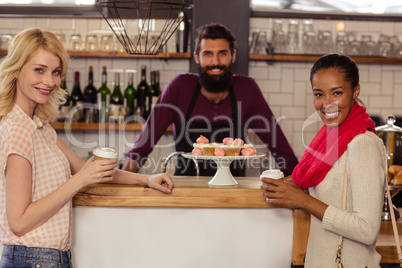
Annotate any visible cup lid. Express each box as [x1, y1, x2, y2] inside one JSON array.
[[93, 147, 117, 159], [260, 169, 284, 179]]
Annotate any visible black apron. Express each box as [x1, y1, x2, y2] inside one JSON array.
[[174, 84, 245, 177]]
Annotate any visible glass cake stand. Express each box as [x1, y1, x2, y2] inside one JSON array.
[[182, 153, 266, 186]]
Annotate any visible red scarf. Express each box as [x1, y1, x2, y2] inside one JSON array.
[[292, 103, 376, 189]]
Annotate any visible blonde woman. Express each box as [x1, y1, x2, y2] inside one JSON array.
[[0, 28, 173, 268]]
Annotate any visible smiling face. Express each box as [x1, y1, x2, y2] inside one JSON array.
[[312, 68, 360, 128], [15, 47, 62, 117], [194, 38, 236, 93], [194, 38, 236, 73]]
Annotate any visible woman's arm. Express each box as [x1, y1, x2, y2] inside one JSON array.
[[6, 153, 116, 236], [109, 169, 174, 193], [57, 136, 173, 193], [58, 134, 173, 195]]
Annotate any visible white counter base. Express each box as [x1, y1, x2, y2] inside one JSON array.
[[71, 206, 294, 268]]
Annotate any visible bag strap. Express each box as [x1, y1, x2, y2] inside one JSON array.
[[336, 150, 349, 265], [365, 133, 402, 265]]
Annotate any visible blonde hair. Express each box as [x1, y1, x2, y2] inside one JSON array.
[[0, 27, 70, 122]]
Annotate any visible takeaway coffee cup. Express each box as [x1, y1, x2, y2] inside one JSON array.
[[260, 169, 284, 201], [93, 147, 117, 161]]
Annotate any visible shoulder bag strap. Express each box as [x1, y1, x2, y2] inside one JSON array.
[[336, 150, 349, 266]]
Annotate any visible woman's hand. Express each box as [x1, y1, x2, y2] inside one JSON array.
[[147, 172, 174, 193], [260, 176, 307, 209], [261, 175, 328, 221], [73, 156, 118, 187]]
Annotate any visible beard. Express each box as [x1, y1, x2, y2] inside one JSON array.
[[198, 64, 233, 93]]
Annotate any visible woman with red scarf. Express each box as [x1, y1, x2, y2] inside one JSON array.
[[261, 54, 386, 267]]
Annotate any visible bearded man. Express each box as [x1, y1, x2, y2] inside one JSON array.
[[123, 23, 298, 176]]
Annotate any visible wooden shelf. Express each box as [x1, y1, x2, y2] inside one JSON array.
[[0, 49, 191, 59], [3, 49, 401, 63], [50, 122, 173, 131], [249, 54, 402, 64], [68, 50, 191, 59]]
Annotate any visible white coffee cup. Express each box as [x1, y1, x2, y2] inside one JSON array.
[[93, 147, 117, 161], [260, 169, 284, 201]]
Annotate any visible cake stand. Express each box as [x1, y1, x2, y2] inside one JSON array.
[[182, 153, 266, 186]]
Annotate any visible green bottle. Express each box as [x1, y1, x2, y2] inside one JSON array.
[[98, 66, 110, 104], [110, 72, 124, 105], [109, 72, 124, 123], [124, 72, 136, 116]]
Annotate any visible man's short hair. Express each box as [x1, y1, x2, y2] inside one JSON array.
[[194, 23, 236, 55]]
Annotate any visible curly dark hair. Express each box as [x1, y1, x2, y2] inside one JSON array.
[[194, 23, 236, 56]]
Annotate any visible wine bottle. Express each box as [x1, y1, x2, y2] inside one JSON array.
[[84, 66, 97, 103], [110, 72, 124, 105], [61, 78, 70, 107], [98, 66, 110, 123], [83, 66, 98, 123], [124, 72, 136, 116], [155, 71, 161, 96], [176, 11, 189, 52], [109, 72, 124, 123], [57, 78, 71, 122], [98, 66, 110, 104], [136, 65, 148, 120], [70, 71, 84, 122], [150, 71, 161, 110], [147, 71, 155, 117]]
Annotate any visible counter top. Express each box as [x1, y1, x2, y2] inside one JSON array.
[[72, 176, 286, 208]]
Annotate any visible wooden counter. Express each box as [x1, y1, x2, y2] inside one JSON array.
[[72, 176, 400, 265], [73, 176, 285, 208]]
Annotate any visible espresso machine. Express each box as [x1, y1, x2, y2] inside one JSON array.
[[375, 114, 402, 220]]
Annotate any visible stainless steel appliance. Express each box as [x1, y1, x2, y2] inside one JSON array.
[[376, 114, 402, 220]]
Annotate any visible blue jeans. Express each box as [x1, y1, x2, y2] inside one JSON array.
[[0, 245, 73, 268]]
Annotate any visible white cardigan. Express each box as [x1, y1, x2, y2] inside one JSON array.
[[304, 131, 386, 268]]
